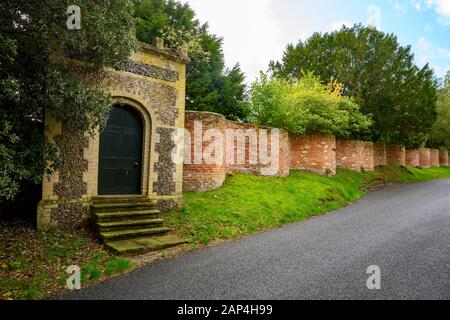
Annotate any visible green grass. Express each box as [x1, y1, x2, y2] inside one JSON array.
[[165, 166, 450, 246], [0, 223, 134, 300]]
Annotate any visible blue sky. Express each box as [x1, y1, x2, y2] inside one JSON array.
[[184, 0, 450, 81]]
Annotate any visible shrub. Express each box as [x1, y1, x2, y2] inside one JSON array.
[[247, 72, 372, 138]]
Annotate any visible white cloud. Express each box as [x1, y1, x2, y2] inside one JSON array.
[[427, 0, 450, 25], [417, 37, 432, 53], [438, 48, 450, 58], [183, 0, 283, 82], [183, 0, 359, 82], [431, 65, 450, 78]]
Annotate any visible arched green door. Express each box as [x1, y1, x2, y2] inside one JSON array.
[[98, 105, 143, 195]]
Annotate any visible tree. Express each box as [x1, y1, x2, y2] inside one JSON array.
[[271, 24, 438, 147], [247, 72, 372, 138], [428, 71, 450, 150], [0, 0, 137, 199], [135, 0, 248, 120]]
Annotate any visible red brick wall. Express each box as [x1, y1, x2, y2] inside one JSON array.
[[183, 112, 227, 192], [430, 149, 440, 167], [290, 134, 336, 175], [225, 121, 290, 177], [183, 112, 290, 192], [405, 149, 420, 167], [386, 145, 406, 166], [374, 144, 387, 167], [419, 148, 431, 168], [439, 150, 448, 167], [336, 139, 374, 172]]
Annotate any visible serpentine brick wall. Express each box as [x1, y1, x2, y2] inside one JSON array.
[[336, 139, 374, 172], [374, 144, 387, 167], [430, 149, 440, 167], [419, 148, 431, 168], [386, 145, 406, 166], [183, 112, 227, 192], [183, 111, 290, 192], [289, 134, 336, 175], [439, 150, 449, 166], [405, 149, 420, 167]]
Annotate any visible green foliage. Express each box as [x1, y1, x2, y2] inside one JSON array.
[[135, 0, 248, 120], [247, 72, 372, 138], [0, 0, 137, 199], [428, 71, 450, 150], [271, 24, 438, 147], [105, 257, 134, 276]]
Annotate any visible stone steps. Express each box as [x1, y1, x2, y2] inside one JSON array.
[[92, 202, 156, 213], [91, 197, 186, 256], [97, 218, 165, 232], [106, 234, 187, 256], [94, 210, 160, 222]]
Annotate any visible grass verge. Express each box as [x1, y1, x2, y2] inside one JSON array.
[[165, 166, 450, 246], [0, 222, 133, 300]]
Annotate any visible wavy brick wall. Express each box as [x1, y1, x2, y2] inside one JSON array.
[[290, 134, 336, 175], [184, 112, 443, 193], [430, 149, 440, 167], [439, 150, 448, 166], [336, 139, 374, 172], [386, 145, 406, 166], [183, 112, 290, 192], [183, 112, 227, 192], [374, 144, 387, 167], [419, 148, 431, 168], [225, 122, 290, 177], [405, 149, 420, 167]]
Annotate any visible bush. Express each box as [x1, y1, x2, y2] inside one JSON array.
[[247, 72, 372, 138]]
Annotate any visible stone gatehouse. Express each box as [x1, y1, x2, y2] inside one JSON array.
[[37, 42, 189, 230]]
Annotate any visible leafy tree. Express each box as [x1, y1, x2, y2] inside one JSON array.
[[271, 24, 438, 147], [135, 0, 248, 120], [0, 0, 137, 199], [428, 71, 450, 150], [247, 72, 372, 138]]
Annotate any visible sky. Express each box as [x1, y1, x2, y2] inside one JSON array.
[[182, 0, 450, 82]]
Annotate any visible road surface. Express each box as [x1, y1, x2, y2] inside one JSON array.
[[62, 179, 450, 300]]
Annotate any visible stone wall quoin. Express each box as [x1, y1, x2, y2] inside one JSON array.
[[289, 134, 336, 175]]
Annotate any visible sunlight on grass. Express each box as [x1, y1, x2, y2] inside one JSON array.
[[165, 167, 450, 245]]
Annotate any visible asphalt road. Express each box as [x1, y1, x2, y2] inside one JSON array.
[[62, 179, 450, 300]]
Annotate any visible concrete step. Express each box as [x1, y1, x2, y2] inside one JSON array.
[[92, 202, 156, 213], [94, 210, 161, 222], [92, 195, 156, 205], [105, 234, 187, 256], [97, 218, 165, 232], [100, 227, 171, 241]]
